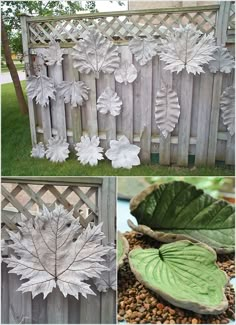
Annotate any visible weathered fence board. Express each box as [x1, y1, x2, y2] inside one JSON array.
[[1, 177, 116, 324], [21, 3, 235, 166]]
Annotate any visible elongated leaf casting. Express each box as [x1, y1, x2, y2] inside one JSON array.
[[118, 232, 129, 268], [97, 87, 122, 116], [41, 40, 65, 66], [129, 181, 235, 253], [159, 24, 217, 74], [31, 142, 45, 159], [72, 28, 120, 79], [220, 86, 235, 136], [155, 85, 180, 138], [129, 241, 228, 314], [105, 136, 141, 169], [3, 205, 110, 299], [209, 47, 235, 73], [75, 136, 104, 166], [57, 80, 89, 107], [93, 245, 116, 292], [27, 75, 56, 107], [46, 136, 70, 163], [129, 37, 158, 66], [114, 62, 138, 85]]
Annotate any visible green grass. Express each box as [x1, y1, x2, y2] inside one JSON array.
[[1, 63, 24, 73], [2, 82, 234, 176]]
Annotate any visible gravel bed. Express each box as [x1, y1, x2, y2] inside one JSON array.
[[118, 232, 235, 324]]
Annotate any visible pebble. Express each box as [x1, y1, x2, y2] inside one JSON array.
[[118, 231, 235, 324]]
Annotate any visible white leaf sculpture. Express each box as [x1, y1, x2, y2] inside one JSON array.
[[114, 62, 138, 85], [27, 75, 56, 107], [3, 205, 110, 299], [93, 245, 116, 292], [57, 81, 89, 107], [41, 40, 65, 66], [129, 37, 158, 66], [209, 47, 235, 73], [75, 136, 104, 166], [46, 136, 70, 163], [31, 142, 46, 159], [220, 86, 235, 136], [72, 28, 120, 79], [155, 85, 180, 138], [159, 24, 217, 75], [97, 87, 122, 116], [105, 136, 140, 169]]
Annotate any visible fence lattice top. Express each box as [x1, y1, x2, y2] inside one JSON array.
[[26, 5, 222, 47]]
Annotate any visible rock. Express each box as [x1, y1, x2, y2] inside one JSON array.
[[169, 308, 176, 316], [157, 303, 165, 310], [170, 320, 176, 324], [192, 319, 198, 324], [144, 303, 150, 310], [119, 309, 125, 316]]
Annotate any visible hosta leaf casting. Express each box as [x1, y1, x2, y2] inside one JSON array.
[[40, 40, 65, 66], [118, 232, 129, 268], [114, 62, 138, 85], [72, 28, 120, 79], [57, 80, 89, 107], [27, 75, 56, 107], [97, 87, 122, 116], [46, 136, 70, 163], [209, 47, 235, 73], [159, 24, 217, 74], [129, 37, 158, 66], [220, 86, 235, 136], [155, 85, 180, 138], [3, 205, 110, 299], [31, 143, 45, 159], [129, 241, 228, 314], [75, 136, 104, 166], [129, 181, 235, 253], [105, 136, 141, 169], [93, 245, 116, 292]]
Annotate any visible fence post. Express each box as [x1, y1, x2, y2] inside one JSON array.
[[20, 14, 37, 146], [207, 2, 231, 166]]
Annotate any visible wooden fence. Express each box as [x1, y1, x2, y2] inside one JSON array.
[[20, 2, 235, 166], [1, 177, 116, 324]]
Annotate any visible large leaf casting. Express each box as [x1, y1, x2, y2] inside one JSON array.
[[209, 47, 235, 73], [93, 245, 116, 292], [129, 241, 228, 314], [220, 86, 235, 136], [46, 136, 70, 163], [41, 40, 65, 66], [27, 75, 56, 107], [57, 80, 89, 107], [129, 181, 235, 253], [129, 37, 158, 66], [118, 232, 129, 268], [97, 87, 122, 116], [3, 205, 110, 299], [72, 28, 120, 79], [159, 24, 217, 74], [155, 85, 180, 138]]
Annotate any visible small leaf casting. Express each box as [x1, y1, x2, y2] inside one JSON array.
[[31, 143, 46, 159], [129, 37, 158, 66], [57, 80, 89, 107], [75, 136, 104, 166], [159, 24, 217, 74], [97, 87, 122, 116], [41, 40, 65, 66], [220, 86, 235, 136], [3, 205, 110, 299], [209, 47, 235, 73], [114, 62, 138, 85], [72, 28, 120, 79], [46, 136, 70, 163], [27, 75, 56, 107], [155, 85, 180, 138]]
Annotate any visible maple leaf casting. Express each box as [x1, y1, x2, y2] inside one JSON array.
[[3, 205, 110, 299], [26, 75, 56, 107]]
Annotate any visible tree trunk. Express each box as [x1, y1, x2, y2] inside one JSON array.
[[1, 17, 28, 115]]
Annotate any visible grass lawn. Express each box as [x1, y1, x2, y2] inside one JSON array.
[[1, 63, 25, 73], [2, 82, 234, 176]]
